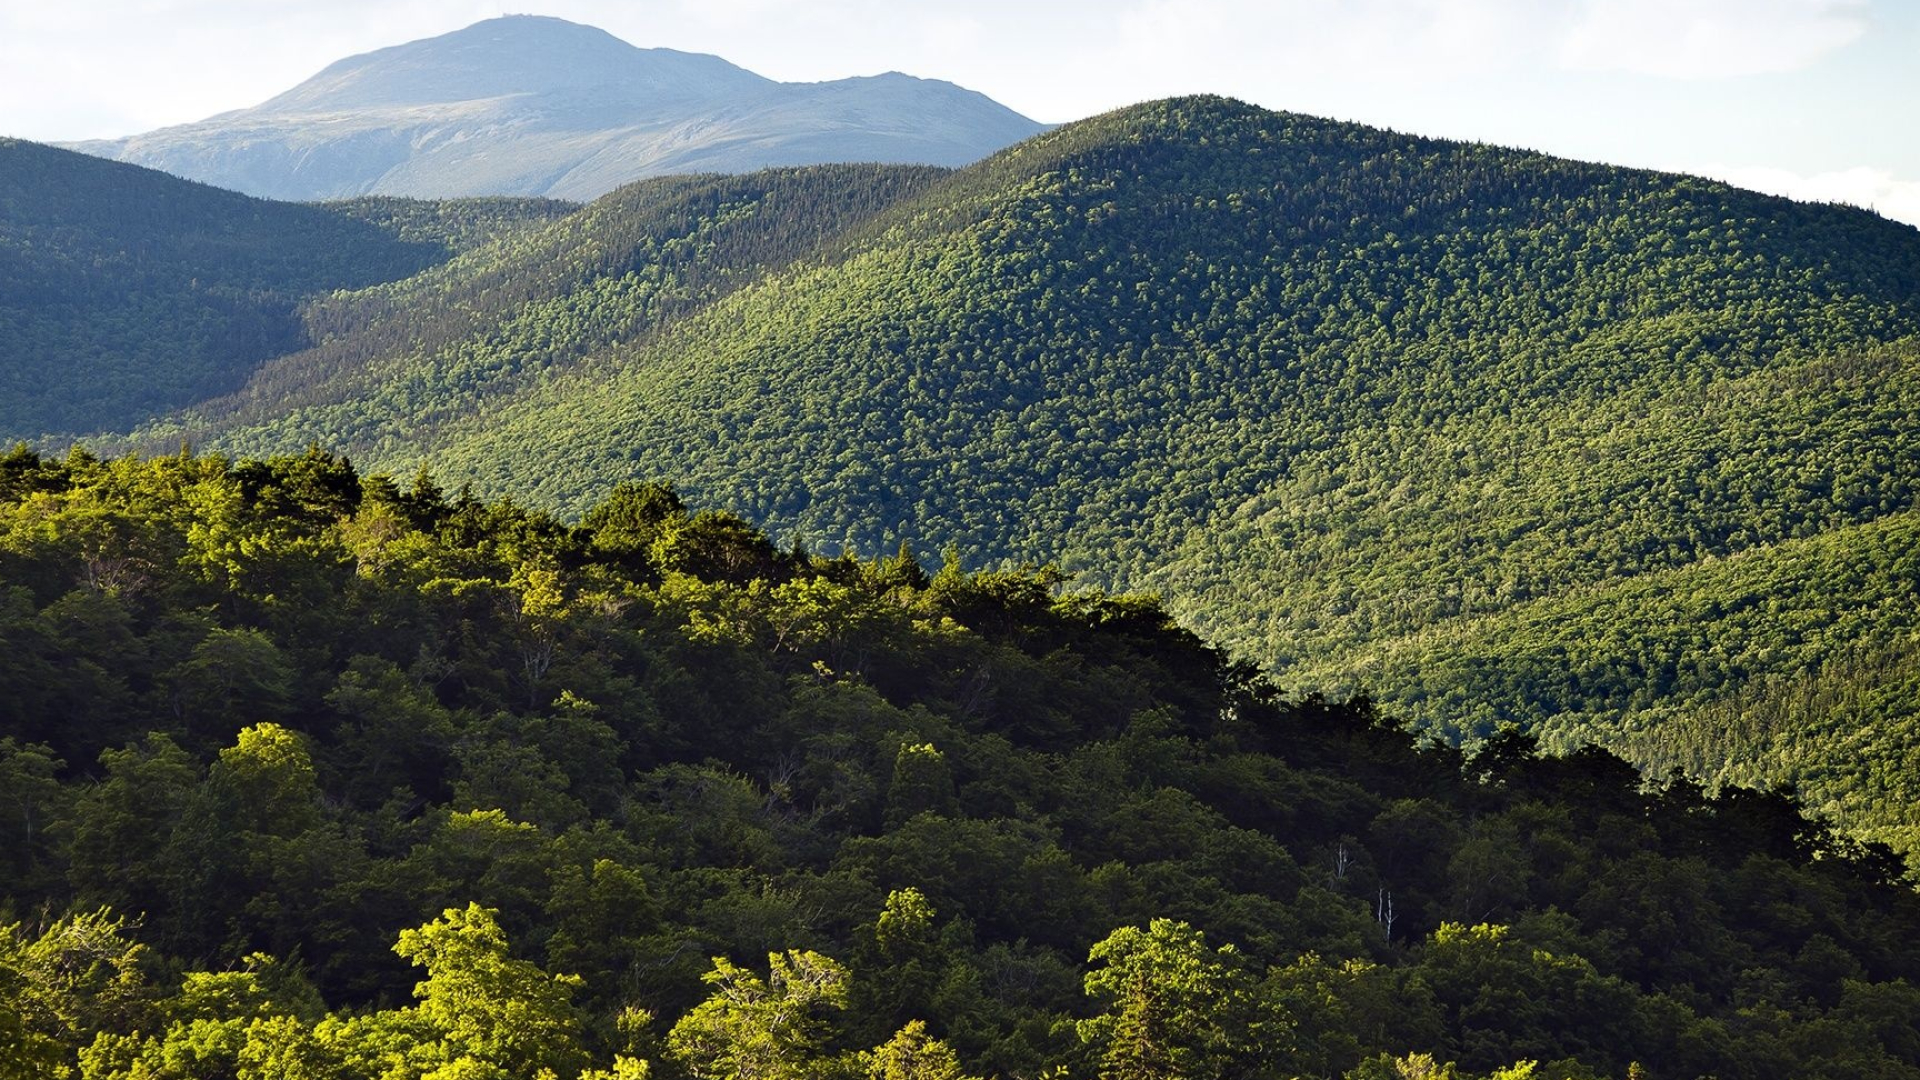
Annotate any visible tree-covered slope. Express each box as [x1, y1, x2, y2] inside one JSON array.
[[123, 164, 950, 459], [405, 96, 1918, 550], [1146, 336, 1920, 849], [386, 99, 1920, 843], [0, 138, 571, 439], [4, 447, 1920, 1080], [87, 97, 1920, 846]]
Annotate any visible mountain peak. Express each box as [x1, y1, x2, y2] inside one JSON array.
[[254, 15, 770, 115], [67, 18, 1045, 202]]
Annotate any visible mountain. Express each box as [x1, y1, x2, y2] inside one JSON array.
[[17, 94, 1919, 851], [15, 96, 1920, 1073], [81, 163, 947, 459], [0, 137, 573, 437], [67, 15, 1045, 202], [92, 97, 1920, 854]]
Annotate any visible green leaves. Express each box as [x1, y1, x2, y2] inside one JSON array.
[[3, 445, 1920, 1078], [1078, 920, 1259, 1080], [0, 909, 152, 1078], [393, 903, 590, 1079], [667, 951, 850, 1080], [865, 1021, 975, 1080]]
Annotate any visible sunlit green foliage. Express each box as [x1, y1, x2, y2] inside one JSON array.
[[0, 447, 1918, 1078]]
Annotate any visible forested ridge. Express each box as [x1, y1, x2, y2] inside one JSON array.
[[126, 164, 950, 458], [0, 138, 572, 439], [16, 98, 1920, 860], [82, 97, 1920, 850], [5, 447, 1920, 1080]]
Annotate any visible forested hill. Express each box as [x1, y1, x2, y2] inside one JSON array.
[[5, 447, 1920, 1080], [411, 95, 1919, 554], [105, 98, 1920, 848], [0, 139, 572, 439], [127, 163, 952, 455], [13, 92, 1913, 855]]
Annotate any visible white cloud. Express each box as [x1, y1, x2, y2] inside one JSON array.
[[1698, 163, 1920, 229], [1558, 0, 1868, 79]]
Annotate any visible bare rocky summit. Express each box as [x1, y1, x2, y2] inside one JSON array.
[[69, 16, 1045, 201]]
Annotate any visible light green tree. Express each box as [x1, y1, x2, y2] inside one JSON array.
[[1078, 919, 1259, 1080], [3, 909, 153, 1080], [866, 1020, 976, 1080], [667, 950, 850, 1080], [0, 935, 70, 1080], [392, 902, 589, 1079]]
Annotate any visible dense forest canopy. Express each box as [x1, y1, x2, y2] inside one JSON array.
[[2, 446, 1920, 1079]]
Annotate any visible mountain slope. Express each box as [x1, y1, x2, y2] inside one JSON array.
[[0, 138, 571, 438], [121, 163, 950, 458], [5, 448, 1920, 1079], [86, 96, 1920, 847], [69, 15, 1045, 202], [401, 96, 1918, 547]]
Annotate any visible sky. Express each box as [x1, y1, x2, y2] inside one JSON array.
[[2, 0, 1916, 226]]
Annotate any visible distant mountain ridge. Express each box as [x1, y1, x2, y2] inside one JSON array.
[[67, 15, 1045, 201]]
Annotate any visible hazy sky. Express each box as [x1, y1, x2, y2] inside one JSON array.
[[3, 0, 1916, 225]]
